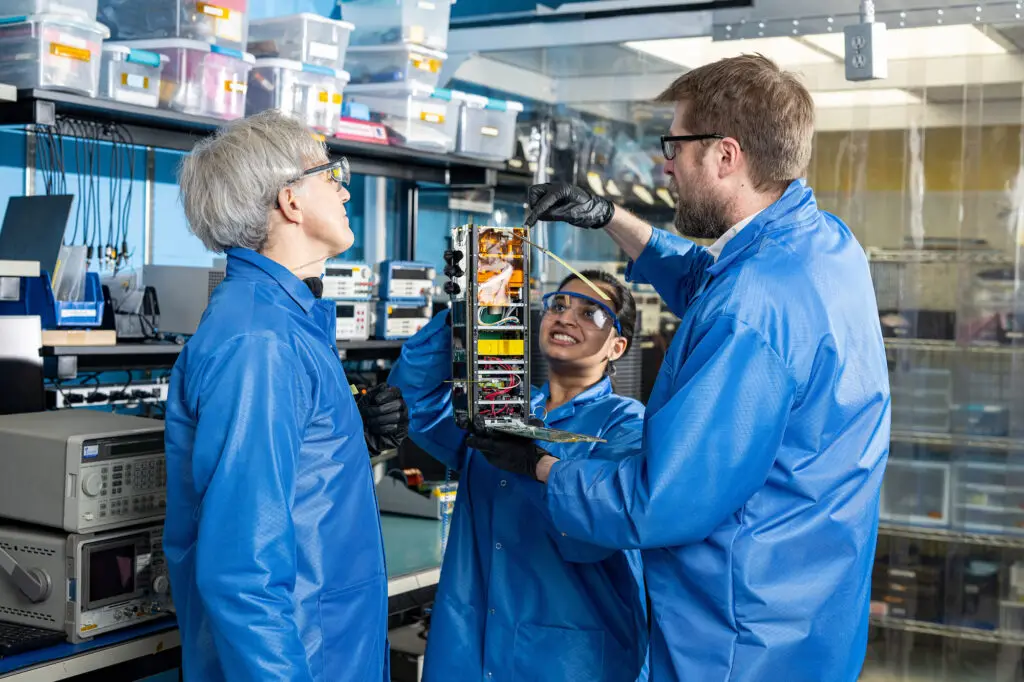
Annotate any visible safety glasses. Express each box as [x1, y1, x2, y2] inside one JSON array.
[[542, 291, 622, 334], [293, 157, 350, 188], [661, 134, 726, 161]]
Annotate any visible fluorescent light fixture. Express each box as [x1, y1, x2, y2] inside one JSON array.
[[625, 36, 838, 69], [811, 88, 922, 108], [804, 25, 1007, 61]]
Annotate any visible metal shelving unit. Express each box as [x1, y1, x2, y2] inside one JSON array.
[[885, 338, 1024, 355], [870, 616, 1024, 645], [890, 430, 1024, 452], [0, 89, 533, 187], [867, 248, 1016, 265], [878, 522, 1024, 549]]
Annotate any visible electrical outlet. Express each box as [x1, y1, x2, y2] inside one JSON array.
[[844, 21, 888, 81]]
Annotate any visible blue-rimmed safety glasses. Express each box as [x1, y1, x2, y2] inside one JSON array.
[[542, 291, 622, 334]]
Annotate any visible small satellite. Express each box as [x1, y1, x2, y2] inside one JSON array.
[[445, 223, 605, 444]]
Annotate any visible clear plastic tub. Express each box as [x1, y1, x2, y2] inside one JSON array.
[[347, 81, 457, 152], [0, 0, 96, 19], [99, 44, 168, 107], [339, 0, 451, 50], [128, 39, 254, 120], [97, 0, 249, 51], [345, 42, 445, 88], [0, 14, 108, 96], [453, 91, 524, 161], [248, 13, 353, 72], [247, 59, 349, 133]]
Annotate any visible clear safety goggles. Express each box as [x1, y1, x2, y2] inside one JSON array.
[[541, 291, 622, 334], [297, 157, 350, 188]]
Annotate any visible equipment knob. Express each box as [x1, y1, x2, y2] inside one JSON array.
[[443, 281, 461, 296], [82, 474, 103, 497], [153, 575, 169, 595], [443, 249, 464, 265], [443, 264, 463, 278]]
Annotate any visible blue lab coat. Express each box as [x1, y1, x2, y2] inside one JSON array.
[[164, 248, 388, 682], [389, 311, 649, 682], [545, 180, 891, 682]]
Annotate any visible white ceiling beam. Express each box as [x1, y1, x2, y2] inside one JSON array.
[[815, 99, 1024, 131], [557, 72, 676, 103], [447, 10, 712, 53], [451, 55, 560, 103]]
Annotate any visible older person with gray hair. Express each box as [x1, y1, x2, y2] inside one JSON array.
[[163, 110, 404, 682]]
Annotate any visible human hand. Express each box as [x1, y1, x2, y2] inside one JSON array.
[[356, 383, 409, 454], [524, 182, 615, 229], [465, 417, 554, 481]]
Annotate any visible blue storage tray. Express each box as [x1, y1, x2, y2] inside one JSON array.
[[0, 271, 104, 328]]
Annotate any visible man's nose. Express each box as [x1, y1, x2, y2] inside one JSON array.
[[664, 161, 674, 177]]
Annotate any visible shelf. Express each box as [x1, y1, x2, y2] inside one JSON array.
[[867, 248, 1015, 265], [1, 89, 533, 186], [884, 338, 1024, 355], [870, 616, 1024, 645], [878, 522, 1024, 548], [891, 430, 1024, 452], [43, 343, 183, 357]]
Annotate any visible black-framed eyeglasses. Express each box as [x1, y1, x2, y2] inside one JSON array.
[[661, 134, 726, 161]]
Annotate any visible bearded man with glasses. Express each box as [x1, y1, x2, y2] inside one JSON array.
[[163, 110, 405, 682]]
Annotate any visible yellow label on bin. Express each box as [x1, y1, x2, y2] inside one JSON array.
[[197, 2, 229, 18], [409, 24, 426, 44], [318, 91, 344, 106], [121, 73, 150, 90], [80, 623, 97, 632], [421, 111, 444, 124], [480, 126, 500, 137], [478, 339, 524, 356], [332, 93, 343, 105], [224, 81, 247, 93], [51, 43, 90, 62], [410, 53, 441, 73]]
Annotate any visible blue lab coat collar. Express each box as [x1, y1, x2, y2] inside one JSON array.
[[707, 179, 818, 277], [534, 376, 614, 422], [225, 247, 316, 314]]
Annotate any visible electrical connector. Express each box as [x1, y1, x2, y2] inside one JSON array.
[[844, 0, 887, 82]]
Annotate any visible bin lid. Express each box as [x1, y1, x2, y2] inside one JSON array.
[[347, 81, 449, 100], [0, 13, 110, 37], [126, 39, 256, 64], [250, 12, 354, 30], [103, 44, 169, 67], [251, 58, 350, 83], [346, 42, 447, 60]]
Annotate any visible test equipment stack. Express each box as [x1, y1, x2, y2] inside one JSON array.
[[0, 411, 173, 654], [322, 262, 375, 342], [375, 260, 435, 340]]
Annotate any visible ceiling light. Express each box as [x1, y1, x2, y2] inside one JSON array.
[[804, 24, 1007, 61], [811, 89, 922, 108], [625, 36, 838, 69]]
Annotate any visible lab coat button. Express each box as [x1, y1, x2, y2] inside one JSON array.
[[495, 543, 502, 550], [499, 480, 507, 487]]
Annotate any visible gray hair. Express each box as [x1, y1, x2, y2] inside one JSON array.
[[177, 110, 329, 253]]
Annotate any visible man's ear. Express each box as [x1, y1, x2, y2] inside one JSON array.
[[717, 137, 743, 180], [277, 186, 302, 224]]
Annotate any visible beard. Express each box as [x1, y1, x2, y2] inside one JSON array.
[[672, 178, 732, 241]]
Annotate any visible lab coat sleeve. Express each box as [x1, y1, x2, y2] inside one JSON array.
[[546, 316, 796, 549], [388, 310, 469, 471], [625, 228, 714, 318], [545, 408, 645, 563], [191, 335, 314, 682]]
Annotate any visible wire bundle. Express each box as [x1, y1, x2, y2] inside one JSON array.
[[35, 117, 139, 273], [478, 359, 521, 417]]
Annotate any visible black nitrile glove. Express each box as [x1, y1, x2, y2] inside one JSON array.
[[357, 383, 409, 454], [524, 182, 615, 229], [466, 416, 552, 481]]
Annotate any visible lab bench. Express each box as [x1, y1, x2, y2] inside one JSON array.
[[0, 514, 443, 680]]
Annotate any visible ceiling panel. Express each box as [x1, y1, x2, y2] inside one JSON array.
[[484, 43, 683, 79]]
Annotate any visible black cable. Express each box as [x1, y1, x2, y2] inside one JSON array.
[[69, 119, 85, 244], [117, 125, 136, 263]]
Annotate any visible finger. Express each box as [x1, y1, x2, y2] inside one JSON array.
[[525, 190, 566, 228], [369, 386, 402, 405], [365, 401, 403, 417], [371, 412, 405, 427], [526, 183, 554, 208]]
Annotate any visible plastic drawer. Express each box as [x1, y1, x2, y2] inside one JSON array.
[[247, 59, 349, 133], [1000, 601, 1024, 633], [891, 405, 951, 433], [879, 459, 951, 526], [346, 42, 445, 88], [248, 13, 353, 72], [0, 0, 95, 19], [98, 0, 248, 51], [453, 91, 523, 161], [99, 44, 167, 107], [951, 404, 1010, 437], [339, 0, 451, 51], [129, 38, 253, 120], [347, 81, 456, 152], [0, 14, 107, 96]]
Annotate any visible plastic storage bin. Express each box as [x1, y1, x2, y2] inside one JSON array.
[[97, 0, 249, 51], [347, 82, 456, 152], [129, 39, 253, 120], [880, 459, 951, 526], [346, 42, 445, 88], [338, 0, 451, 50], [99, 44, 167, 107], [0, 14, 108, 96], [0, 0, 96, 19], [452, 91, 524, 161], [247, 59, 348, 133], [248, 14, 353, 72]]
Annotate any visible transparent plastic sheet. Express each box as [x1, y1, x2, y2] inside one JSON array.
[[52, 244, 88, 302]]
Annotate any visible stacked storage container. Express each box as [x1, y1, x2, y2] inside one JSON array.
[[246, 13, 354, 133], [0, 0, 112, 97], [339, 0, 454, 151], [97, 0, 254, 119], [451, 91, 524, 162]]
